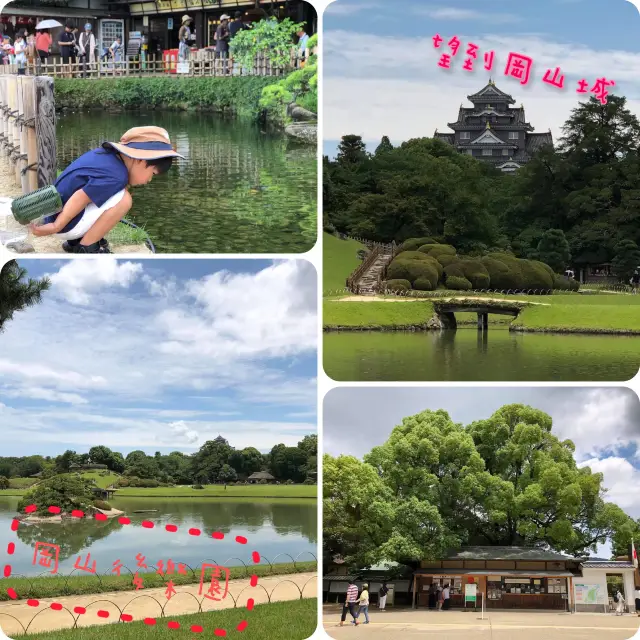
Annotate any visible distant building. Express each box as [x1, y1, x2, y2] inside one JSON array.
[[247, 471, 276, 484], [434, 80, 553, 173]]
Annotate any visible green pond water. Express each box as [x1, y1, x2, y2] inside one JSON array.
[[56, 111, 317, 253], [324, 329, 640, 382], [0, 496, 316, 577]]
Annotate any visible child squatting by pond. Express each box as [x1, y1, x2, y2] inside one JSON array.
[[29, 126, 184, 253]]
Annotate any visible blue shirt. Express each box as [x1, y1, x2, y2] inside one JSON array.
[[47, 148, 129, 232], [298, 33, 309, 52]]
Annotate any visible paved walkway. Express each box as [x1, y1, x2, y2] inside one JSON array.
[[0, 572, 316, 636], [323, 606, 640, 640]]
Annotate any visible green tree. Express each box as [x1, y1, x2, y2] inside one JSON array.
[[219, 464, 238, 483], [191, 436, 233, 483], [611, 239, 640, 282], [298, 434, 317, 457], [240, 447, 264, 475], [89, 446, 116, 469], [55, 450, 78, 473], [15, 456, 44, 478], [0, 261, 50, 333], [536, 229, 571, 273], [375, 135, 394, 155], [0, 476, 9, 490], [337, 135, 368, 165], [18, 474, 96, 516], [324, 405, 636, 565]]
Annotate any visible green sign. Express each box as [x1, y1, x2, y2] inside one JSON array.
[[465, 584, 477, 603]]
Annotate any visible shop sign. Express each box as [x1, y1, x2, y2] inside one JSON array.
[[465, 584, 477, 603]]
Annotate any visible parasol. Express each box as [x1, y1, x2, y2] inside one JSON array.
[[35, 19, 63, 29]]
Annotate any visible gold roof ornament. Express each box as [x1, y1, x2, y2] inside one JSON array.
[[486, 122, 491, 129]]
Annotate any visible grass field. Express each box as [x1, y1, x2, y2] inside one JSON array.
[[113, 485, 317, 499], [30, 598, 316, 639], [0, 484, 317, 499], [0, 562, 317, 602], [79, 471, 122, 488], [323, 233, 366, 294], [8, 478, 37, 489], [324, 300, 435, 329], [513, 303, 640, 333], [324, 293, 640, 333]]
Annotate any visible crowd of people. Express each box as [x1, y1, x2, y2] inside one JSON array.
[[1, 21, 124, 77]]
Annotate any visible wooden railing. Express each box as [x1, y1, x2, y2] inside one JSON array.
[[0, 48, 310, 79], [346, 244, 383, 294], [0, 74, 56, 195]]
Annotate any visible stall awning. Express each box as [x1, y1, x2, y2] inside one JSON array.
[[414, 569, 575, 578]]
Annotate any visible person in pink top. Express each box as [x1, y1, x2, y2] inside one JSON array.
[[35, 29, 51, 64]]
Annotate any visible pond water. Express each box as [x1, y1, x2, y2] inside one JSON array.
[[56, 111, 317, 253], [323, 329, 640, 382], [0, 497, 316, 577]]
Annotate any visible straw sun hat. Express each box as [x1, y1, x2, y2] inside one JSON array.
[[103, 126, 184, 161], [182, 14, 192, 24]]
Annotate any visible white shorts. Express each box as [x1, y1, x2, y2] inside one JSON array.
[[55, 189, 126, 241]]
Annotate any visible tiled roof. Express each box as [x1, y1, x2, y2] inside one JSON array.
[[445, 546, 576, 561], [435, 133, 455, 145], [467, 83, 515, 103], [525, 132, 554, 154], [582, 561, 635, 569]]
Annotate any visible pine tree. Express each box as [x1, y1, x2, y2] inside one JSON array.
[[536, 229, 571, 273], [611, 239, 640, 282], [337, 134, 368, 164], [375, 135, 394, 155], [0, 260, 50, 333]]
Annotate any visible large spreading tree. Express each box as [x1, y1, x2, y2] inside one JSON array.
[[324, 404, 636, 568]]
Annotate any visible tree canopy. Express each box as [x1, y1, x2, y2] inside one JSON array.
[[1, 434, 317, 488], [324, 404, 636, 568], [0, 261, 50, 333], [324, 95, 640, 277]]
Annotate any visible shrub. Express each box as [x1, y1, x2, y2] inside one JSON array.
[[303, 477, 316, 485], [259, 479, 268, 485], [443, 262, 465, 279], [0, 476, 8, 490], [419, 244, 457, 258], [193, 484, 205, 490], [446, 275, 473, 290], [436, 254, 458, 267], [116, 476, 162, 488], [400, 237, 437, 252], [18, 475, 95, 516], [459, 259, 491, 289], [413, 277, 435, 291], [394, 250, 432, 262], [483, 254, 523, 290], [285, 479, 295, 485], [520, 260, 554, 290], [553, 274, 571, 291], [93, 500, 112, 510], [533, 260, 555, 279], [385, 279, 411, 292]]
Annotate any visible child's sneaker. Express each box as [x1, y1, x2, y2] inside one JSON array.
[[63, 240, 111, 254]]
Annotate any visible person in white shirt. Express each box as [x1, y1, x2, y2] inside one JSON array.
[[78, 23, 96, 76], [442, 584, 451, 610], [615, 589, 625, 615]]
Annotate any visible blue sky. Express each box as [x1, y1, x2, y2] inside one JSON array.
[[324, 387, 640, 557], [324, 0, 640, 156], [0, 259, 317, 458]]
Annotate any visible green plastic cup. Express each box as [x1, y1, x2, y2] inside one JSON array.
[[11, 185, 63, 225]]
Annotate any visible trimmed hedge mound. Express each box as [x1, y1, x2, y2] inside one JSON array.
[[384, 239, 579, 293]]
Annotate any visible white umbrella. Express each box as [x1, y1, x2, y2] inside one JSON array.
[[36, 19, 63, 29]]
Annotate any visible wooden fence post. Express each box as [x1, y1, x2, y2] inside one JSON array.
[[34, 76, 56, 188], [24, 76, 38, 193]]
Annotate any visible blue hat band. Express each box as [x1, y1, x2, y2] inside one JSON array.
[[123, 141, 173, 151]]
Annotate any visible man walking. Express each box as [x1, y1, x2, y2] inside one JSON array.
[[378, 582, 389, 610], [340, 579, 360, 626], [442, 583, 451, 610]]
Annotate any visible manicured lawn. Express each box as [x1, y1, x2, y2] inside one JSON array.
[[323, 232, 366, 295], [324, 300, 435, 329], [324, 293, 640, 333], [79, 471, 122, 488], [114, 485, 317, 499], [30, 598, 317, 639], [8, 477, 37, 488], [0, 488, 27, 495], [0, 562, 317, 602], [513, 304, 640, 333]]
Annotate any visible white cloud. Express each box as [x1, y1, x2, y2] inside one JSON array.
[[0, 359, 106, 389], [49, 258, 143, 305], [156, 261, 317, 361], [168, 420, 200, 445], [1, 386, 88, 405], [414, 7, 522, 24], [325, 1, 382, 16], [324, 30, 640, 146], [579, 457, 640, 518]]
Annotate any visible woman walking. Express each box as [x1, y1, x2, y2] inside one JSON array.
[[35, 29, 51, 66], [436, 584, 444, 611], [356, 583, 370, 624], [615, 589, 625, 616]]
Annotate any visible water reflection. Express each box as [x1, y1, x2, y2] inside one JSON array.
[[56, 111, 317, 253], [0, 497, 316, 576]]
